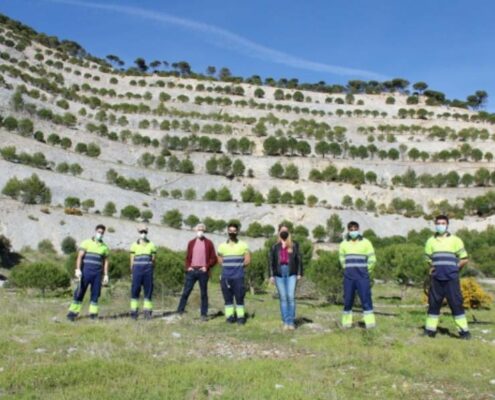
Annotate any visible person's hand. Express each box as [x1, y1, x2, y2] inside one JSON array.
[[187, 267, 193, 272], [200, 267, 207, 272], [103, 275, 109, 285], [297, 275, 302, 281], [75, 269, 82, 280], [429, 267, 435, 275], [269, 277, 275, 285]]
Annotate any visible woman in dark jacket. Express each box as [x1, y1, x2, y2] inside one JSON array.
[[269, 223, 303, 330]]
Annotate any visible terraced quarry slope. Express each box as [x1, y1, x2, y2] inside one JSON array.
[[1, 18, 495, 252]]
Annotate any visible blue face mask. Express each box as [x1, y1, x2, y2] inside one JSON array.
[[349, 231, 361, 239], [435, 225, 447, 235]]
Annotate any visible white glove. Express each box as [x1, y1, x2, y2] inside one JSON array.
[[103, 275, 109, 285], [75, 269, 82, 280]]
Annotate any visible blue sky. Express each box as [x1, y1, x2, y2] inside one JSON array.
[[1, 0, 494, 110]]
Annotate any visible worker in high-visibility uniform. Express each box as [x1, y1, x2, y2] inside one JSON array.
[[67, 224, 109, 321], [339, 220, 376, 329], [424, 215, 470, 339], [130, 224, 157, 320], [217, 223, 251, 325]]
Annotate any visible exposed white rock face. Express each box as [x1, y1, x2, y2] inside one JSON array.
[[0, 28, 494, 254]]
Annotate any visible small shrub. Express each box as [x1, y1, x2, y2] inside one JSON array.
[[245, 249, 268, 294], [141, 210, 153, 222], [307, 250, 343, 303], [81, 199, 95, 211], [461, 277, 493, 309], [184, 214, 200, 229], [75, 143, 87, 154], [38, 239, 56, 254], [61, 236, 77, 254], [64, 197, 81, 208], [121, 205, 141, 221], [103, 201, 117, 216], [10, 262, 70, 296], [64, 207, 83, 216], [86, 143, 101, 157], [161, 209, 183, 229], [2, 174, 51, 205], [153, 248, 185, 293]]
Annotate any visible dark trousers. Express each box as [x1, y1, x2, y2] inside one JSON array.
[[74, 265, 102, 304], [131, 265, 153, 301], [428, 278, 464, 316], [220, 277, 245, 306], [177, 270, 209, 316], [343, 277, 373, 312]]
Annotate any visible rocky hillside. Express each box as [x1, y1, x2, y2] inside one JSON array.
[[1, 14, 495, 252]]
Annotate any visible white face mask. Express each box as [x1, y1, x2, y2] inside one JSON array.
[[140, 233, 147, 240], [349, 231, 361, 239], [435, 224, 447, 235], [95, 232, 104, 241], [197, 231, 204, 238]]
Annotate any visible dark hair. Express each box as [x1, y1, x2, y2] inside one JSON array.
[[227, 223, 239, 231], [278, 223, 290, 232], [347, 221, 359, 230], [95, 224, 106, 232], [435, 215, 449, 224]]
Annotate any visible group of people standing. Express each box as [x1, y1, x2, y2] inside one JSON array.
[[177, 222, 250, 324], [66, 214, 471, 339]]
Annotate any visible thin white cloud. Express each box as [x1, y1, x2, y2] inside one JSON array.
[[42, 0, 386, 80]]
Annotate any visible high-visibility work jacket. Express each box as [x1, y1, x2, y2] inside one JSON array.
[[339, 237, 376, 280], [425, 233, 467, 281]]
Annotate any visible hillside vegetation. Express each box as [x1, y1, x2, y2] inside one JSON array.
[[1, 13, 495, 253], [1, 13, 495, 400]]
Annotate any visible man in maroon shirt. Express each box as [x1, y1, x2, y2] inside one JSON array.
[[177, 223, 217, 320]]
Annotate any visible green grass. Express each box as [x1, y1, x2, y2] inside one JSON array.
[[0, 282, 494, 399]]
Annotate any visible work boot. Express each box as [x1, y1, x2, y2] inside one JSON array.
[[66, 311, 78, 322], [422, 329, 436, 338], [200, 315, 208, 322], [144, 310, 152, 320], [459, 331, 472, 340], [237, 317, 246, 325], [226, 316, 236, 324], [130, 310, 138, 320], [89, 313, 98, 320]]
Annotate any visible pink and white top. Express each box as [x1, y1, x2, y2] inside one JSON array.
[[190, 238, 207, 268]]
